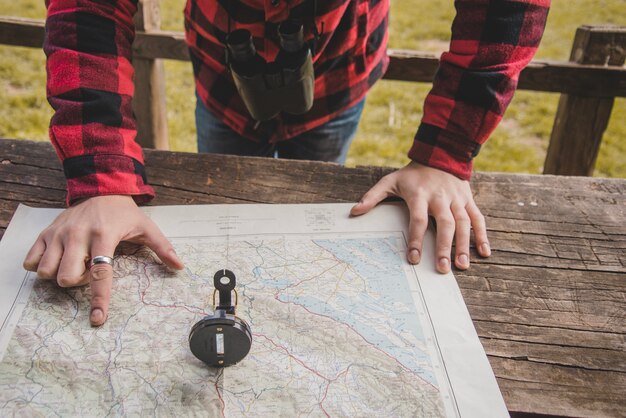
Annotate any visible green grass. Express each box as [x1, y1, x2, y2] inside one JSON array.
[[1, 0, 624, 177], [0, 0, 50, 141]]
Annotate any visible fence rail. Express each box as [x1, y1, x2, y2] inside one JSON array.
[[1, 11, 625, 176]]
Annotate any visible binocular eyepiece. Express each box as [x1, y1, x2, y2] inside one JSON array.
[[278, 20, 306, 53], [226, 20, 315, 121]]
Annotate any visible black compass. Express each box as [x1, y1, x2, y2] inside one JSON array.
[[189, 269, 252, 367]]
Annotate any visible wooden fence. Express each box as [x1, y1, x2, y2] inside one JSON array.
[[1, 2, 625, 176]]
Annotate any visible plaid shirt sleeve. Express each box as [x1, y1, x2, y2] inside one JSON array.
[[44, 0, 155, 205], [410, 0, 551, 180]]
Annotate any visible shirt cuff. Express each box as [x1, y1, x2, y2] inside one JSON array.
[[408, 122, 482, 181], [62, 154, 155, 206]]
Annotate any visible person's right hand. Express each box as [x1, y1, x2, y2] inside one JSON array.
[[22, 195, 184, 327]]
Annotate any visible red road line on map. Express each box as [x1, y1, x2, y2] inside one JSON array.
[[254, 333, 355, 417], [139, 292, 208, 315], [319, 364, 352, 417], [215, 369, 226, 418], [136, 264, 208, 315], [254, 333, 331, 382]]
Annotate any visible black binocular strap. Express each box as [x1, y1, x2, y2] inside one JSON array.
[[219, 0, 322, 45], [215, 0, 237, 37]]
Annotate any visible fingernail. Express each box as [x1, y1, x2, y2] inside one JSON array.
[[408, 249, 420, 264], [458, 254, 469, 267], [481, 242, 491, 256], [350, 201, 363, 216], [169, 249, 185, 269], [438, 257, 450, 271], [90, 308, 104, 326]]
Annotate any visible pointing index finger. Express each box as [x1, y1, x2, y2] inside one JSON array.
[[89, 242, 116, 327], [89, 262, 112, 326]]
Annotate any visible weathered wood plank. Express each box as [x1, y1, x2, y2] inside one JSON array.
[[475, 232, 625, 273], [2, 17, 625, 98], [463, 287, 625, 329], [544, 26, 626, 175], [485, 338, 625, 372], [491, 356, 626, 417], [467, 302, 626, 336], [135, 30, 190, 61], [132, 1, 169, 150], [142, 146, 391, 206], [464, 276, 626, 312], [459, 265, 626, 299], [1, 138, 625, 417], [470, 173, 626, 239], [2, 139, 625, 249], [474, 319, 625, 351], [384, 48, 626, 98], [0, 16, 43, 48]]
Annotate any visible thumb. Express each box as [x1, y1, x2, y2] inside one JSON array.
[[351, 178, 392, 217], [141, 220, 184, 270]]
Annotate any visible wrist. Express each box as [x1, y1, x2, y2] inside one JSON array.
[[69, 194, 136, 208]]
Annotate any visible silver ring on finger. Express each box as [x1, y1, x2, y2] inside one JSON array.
[[89, 255, 114, 269]]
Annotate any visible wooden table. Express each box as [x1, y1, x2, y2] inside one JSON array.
[[1, 138, 625, 417]]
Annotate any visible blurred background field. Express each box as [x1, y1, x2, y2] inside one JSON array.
[[1, 0, 624, 177]]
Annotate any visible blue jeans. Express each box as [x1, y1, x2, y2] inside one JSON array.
[[195, 96, 365, 163]]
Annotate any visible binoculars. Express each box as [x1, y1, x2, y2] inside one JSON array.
[[226, 20, 315, 121]]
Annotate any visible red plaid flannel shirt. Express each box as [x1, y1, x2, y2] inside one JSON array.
[[45, 0, 549, 204]]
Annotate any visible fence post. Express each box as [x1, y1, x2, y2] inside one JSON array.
[[132, 0, 169, 150], [543, 26, 626, 176]]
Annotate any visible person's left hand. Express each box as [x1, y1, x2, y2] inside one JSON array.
[[350, 161, 490, 273]]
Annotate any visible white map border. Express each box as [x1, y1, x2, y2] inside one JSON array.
[[0, 203, 508, 417]]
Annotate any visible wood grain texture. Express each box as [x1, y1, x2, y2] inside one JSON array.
[[131, 1, 170, 150], [1, 138, 624, 417], [384, 49, 626, 98], [0, 16, 43, 48], [544, 26, 626, 176]]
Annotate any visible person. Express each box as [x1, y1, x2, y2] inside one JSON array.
[[23, 0, 550, 326]]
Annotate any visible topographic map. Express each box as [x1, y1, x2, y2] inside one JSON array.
[[0, 204, 507, 417]]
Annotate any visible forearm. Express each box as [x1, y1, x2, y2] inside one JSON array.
[[410, 0, 551, 179], [45, 0, 154, 204]]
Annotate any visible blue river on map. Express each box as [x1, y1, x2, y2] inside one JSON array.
[[252, 237, 437, 385]]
